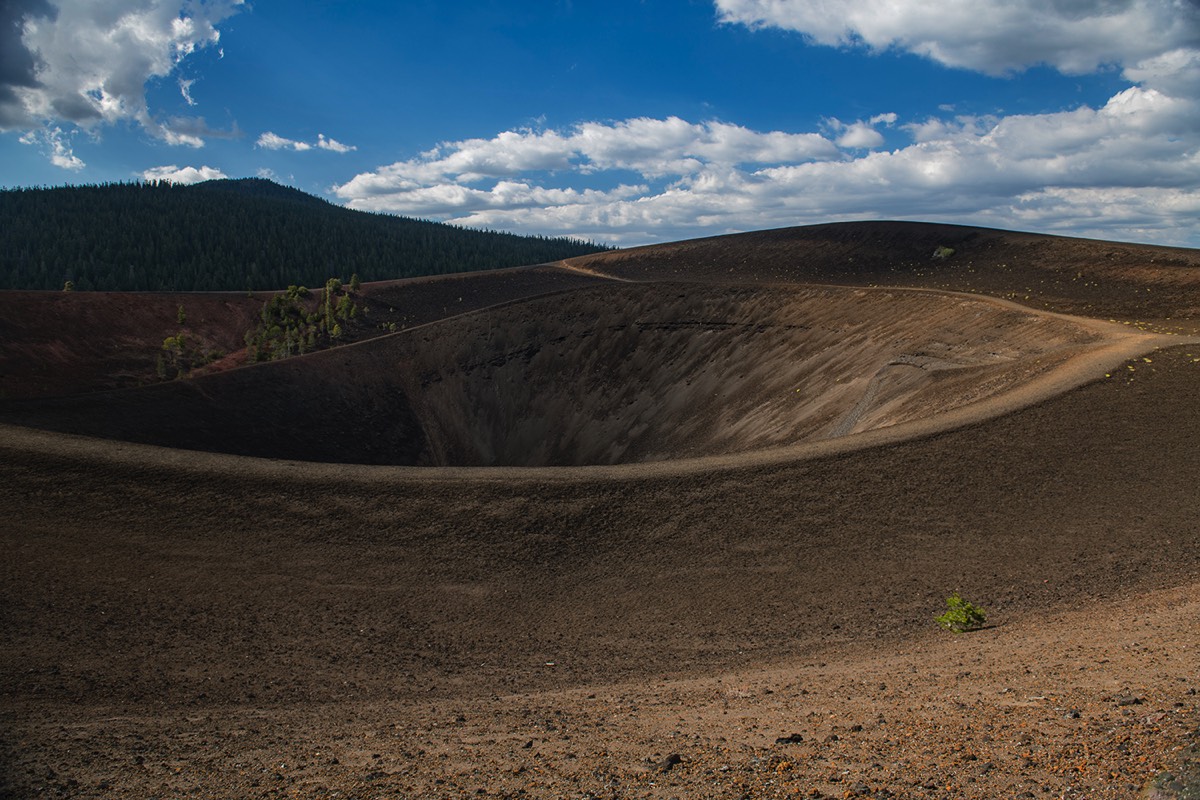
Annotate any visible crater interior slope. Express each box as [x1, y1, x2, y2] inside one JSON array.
[[0, 281, 1145, 466]]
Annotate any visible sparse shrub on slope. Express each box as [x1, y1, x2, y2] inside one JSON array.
[[157, 332, 225, 380], [245, 279, 363, 361], [935, 593, 987, 633]]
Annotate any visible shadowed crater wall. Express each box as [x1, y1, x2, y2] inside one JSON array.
[[0, 283, 1105, 466]]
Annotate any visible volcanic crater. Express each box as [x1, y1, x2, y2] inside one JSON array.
[[5, 222, 1200, 800], [0, 280, 1131, 467]]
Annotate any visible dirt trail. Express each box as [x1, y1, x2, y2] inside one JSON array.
[[553, 260, 635, 282]]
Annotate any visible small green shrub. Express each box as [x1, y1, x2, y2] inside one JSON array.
[[244, 277, 361, 361], [932, 245, 955, 260], [935, 593, 987, 633]]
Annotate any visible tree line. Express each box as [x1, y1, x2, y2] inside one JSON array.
[[0, 178, 612, 291]]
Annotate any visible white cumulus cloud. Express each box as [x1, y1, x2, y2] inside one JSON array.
[[141, 164, 227, 184], [836, 124, 883, 149], [335, 117, 839, 207], [829, 116, 895, 149], [317, 133, 356, 153], [714, 0, 1200, 77], [19, 125, 84, 169], [1, 0, 245, 157], [257, 131, 357, 153], [333, 80, 1200, 246], [178, 78, 196, 107], [257, 131, 311, 151]]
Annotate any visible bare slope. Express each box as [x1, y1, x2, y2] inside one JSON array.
[[0, 290, 267, 399], [565, 220, 1200, 326], [0, 263, 608, 399], [0, 282, 1138, 466]]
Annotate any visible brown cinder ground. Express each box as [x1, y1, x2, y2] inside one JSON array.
[[1, 221, 1199, 799]]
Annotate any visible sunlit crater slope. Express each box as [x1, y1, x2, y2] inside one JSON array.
[[1, 281, 1111, 467]]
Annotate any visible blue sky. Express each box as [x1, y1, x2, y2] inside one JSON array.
[[2, 0, 1198, 247]]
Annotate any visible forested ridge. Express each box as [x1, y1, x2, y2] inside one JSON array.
[[0, 179, 611, 291]]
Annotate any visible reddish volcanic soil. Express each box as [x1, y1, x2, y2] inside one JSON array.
[[2, 222, 1199, 799]]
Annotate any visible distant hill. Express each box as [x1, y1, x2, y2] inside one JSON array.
[[565, 220, 1200, 323], [0, 179, 611, 291]]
